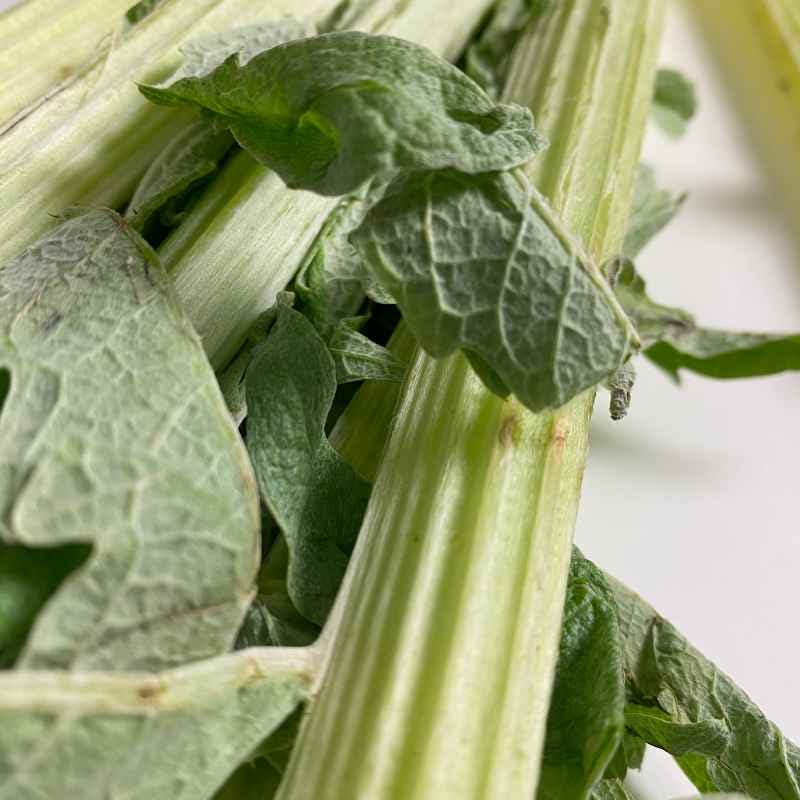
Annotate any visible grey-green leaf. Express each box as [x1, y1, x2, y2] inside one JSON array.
[[328, 323, 406, 383], [590, 779, 636, 800], [603, 731, 646, 781], [537, 551, 626, 800], [646, 329, 800, 381], [295, 191, 385, 324], [245, 303, 371, 625], [0, 650, 311, 800], [126, 120, 234, 229], [353, 169, 637, 411], [652, 67, 698, 138], [155, 20, 312, 85], [610, 575, 800, 799], [622, 164, 686, 258], [140, 32, 545, 196], [0, 210, 260, 670], [613, 260, 800, 380]]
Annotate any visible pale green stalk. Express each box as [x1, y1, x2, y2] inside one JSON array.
[[689, 0, 800, 237], [162, 0, 499, 369], [0, 0, 134, 127], [278, 2, 666, 799], [0, 646, 316, 714], [0, 0, 342, 265]]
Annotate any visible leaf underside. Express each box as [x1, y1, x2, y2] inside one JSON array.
[[0, 652, 309, 800], [0, 210, 260, 671]]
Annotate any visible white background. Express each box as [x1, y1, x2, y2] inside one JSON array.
[[577, 3, 800, 797], [3, 1, 798, 798]]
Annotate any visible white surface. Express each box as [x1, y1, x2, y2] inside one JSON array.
[[576, 3, 800, 797], [2, 0, 798, 797]]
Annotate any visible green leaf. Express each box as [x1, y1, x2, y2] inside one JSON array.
[[126, 120, 234, 229], [236, 595, 318, 649], [245, 303, 371, 625], [0, 543, 89, 667], [295, 193, 378, 325], [603, 730, 646, 781], [328, 322, 406, 384], [0, 210, 260, 671], [463, 350, 511, 398], [646, 331, 800, 381], [590, 779, 636, 800], [625, 704, 729, 758], [140, 32, 545, 196], [153, 19, 311, 85], [0, 649, 311, 800], [622, 165, 686, 259], [353, 169, 637, 412], [124, 0, 169, 27], [295, 191, 396, 332], [652, 67, 698, 138], [610, 575, 800, 799], [611, 258, 694, 349], [613, 260, 800, 380], [537, 551, 626, 800]]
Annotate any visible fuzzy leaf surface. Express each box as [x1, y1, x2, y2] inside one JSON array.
[[353, 169, 637, 411], [611, 576, 800, 799], [613, 261, 800, 380], [590, 780, 635, 800], [538, 551, 626, 800], [0, 210, 260, 671], [623, 165, 686, 259], [126, 120, 234, 229], [0, 651, 309, 800], [245, 303, 371, 625], [140, 32, 544, 196], [327, 322, 406, 384], [156, 20, 311, 84]]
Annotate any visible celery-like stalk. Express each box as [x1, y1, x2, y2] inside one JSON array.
[[162, 0, 500, 369], [278, 3, 666, 798], [690, 0, 800, 236], [0, 0, 342, 265], [0, 0, 134, 127]]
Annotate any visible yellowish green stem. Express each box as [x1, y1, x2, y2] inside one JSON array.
[[690, 0, 800, 238], [0, 0, 343, 265], [279, 3, 666, 798], [0, 0, 134, 128]]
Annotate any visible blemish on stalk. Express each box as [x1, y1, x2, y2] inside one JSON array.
[[498, 410, 521, 448], [137, 681, 163, 702], [550, 417, 570, 449]]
